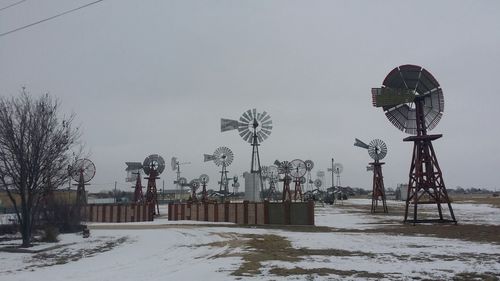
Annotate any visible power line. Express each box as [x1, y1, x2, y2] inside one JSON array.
[[0, 0, 105, 38], [0, 0, 26, 12]]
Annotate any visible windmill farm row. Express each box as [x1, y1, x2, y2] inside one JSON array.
[[74, 64, 457, 226]]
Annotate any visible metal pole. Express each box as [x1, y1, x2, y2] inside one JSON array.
[[331, 158, 335, 189], [114, 181, 117, 203]]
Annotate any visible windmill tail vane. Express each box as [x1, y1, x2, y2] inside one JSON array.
[[204, 154, 216, 162]]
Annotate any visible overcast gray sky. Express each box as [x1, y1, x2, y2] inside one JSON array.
[[1, 0, 499, 192]]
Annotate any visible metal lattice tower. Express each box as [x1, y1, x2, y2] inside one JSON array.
[[372, 64, 456, 224], [354, 138, 389, 213], [205, 147, 234, 202], [71, 158, 96, 206], [143, 154, 165, 215]]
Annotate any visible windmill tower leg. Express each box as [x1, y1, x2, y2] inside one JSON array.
[[134, 173, 143, 203], [250, 133, 264, 201], [76, 171, 87, 206], [282, 179, 291, 202], [294, 180, 303, 201], [371, 162, 388, 213], [403, 136, 456, 224]]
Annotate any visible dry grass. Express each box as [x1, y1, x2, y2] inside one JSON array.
[[451, 194, 500, 208]]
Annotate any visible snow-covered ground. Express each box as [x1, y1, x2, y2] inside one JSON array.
[[1, 199, 499, 280]]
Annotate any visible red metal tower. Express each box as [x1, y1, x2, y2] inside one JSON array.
[[145, 170, 159, 215], [281, 176, 292, 202], [133, 172, 144, 203], [370, 161, 388, 213], [293, 178, 303, 201]]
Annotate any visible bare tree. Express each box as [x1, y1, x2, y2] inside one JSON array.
[[0, 88, 80, 247]]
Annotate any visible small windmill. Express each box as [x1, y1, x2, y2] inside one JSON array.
[[143, 154, 165, 215], [125, 162, 144, 203], [332, 163, 343, 203], [71, 159, 96, 205], [275, 160, 293, 202], [264, 165, 279, 201], [189, 179, 200, 202], [199, 174, 209, 202], [171, 157, 191, 199], [290, 159, 307, 201], [304, 160, 314, 192], [354, 138, 389, 213], [204, 146, 234, 201], [372, 64, 456, 224], [221, 109, 272, 201]]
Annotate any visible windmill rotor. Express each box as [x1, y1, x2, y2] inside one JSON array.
[[178, 177, 187, 185], [212, 146, 234, 167], [333, 163, 343, 174], [199, 174, 210, 184], [189, 179, 200, 190], [304, 160, 314, 171], [299, 177, 306, 184], [267, 165, 279, 182], [143, 154, 165, 175], [277, 161, 293, 175], [71, 159, 96, 183], [290, 159, 307, 178], [372, 64, 444, 135], [314, 179, 322, 188], [368, 139, 388, 161], [221, 109, 272, 143]]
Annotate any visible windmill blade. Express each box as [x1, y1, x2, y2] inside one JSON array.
[[251, 108, 257, 121], [256, 131, 264, 143], [239, 113, 251, 125], [260, 113, 271, 123], [257, 111, 268, 122], [204, 154, 216, 162], [354, 138, 370, 149], [221, 119, 240, 132], [239, 129, 252, 142]]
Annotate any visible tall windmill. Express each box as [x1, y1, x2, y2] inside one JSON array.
[[204, 146, 234, 201], [333, 163, 343, 203], [372, 64, 456, 224], [125, 162, 144, 203], [71, 158, 96, 206], [304, 160, 314, 192], [221, 109, 272, 201], [354, 138, 389, 213], [171, 157, 191, 200], [143, 154, 165, 215], [264, 165, 279, 201], [199, 174, 209, 202], [275, 160, 293, 202], [290, 159, 307, 201]]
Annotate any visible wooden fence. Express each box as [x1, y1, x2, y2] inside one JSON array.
[[84, 203, 154, 223], [168, 201, 314, 225]]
